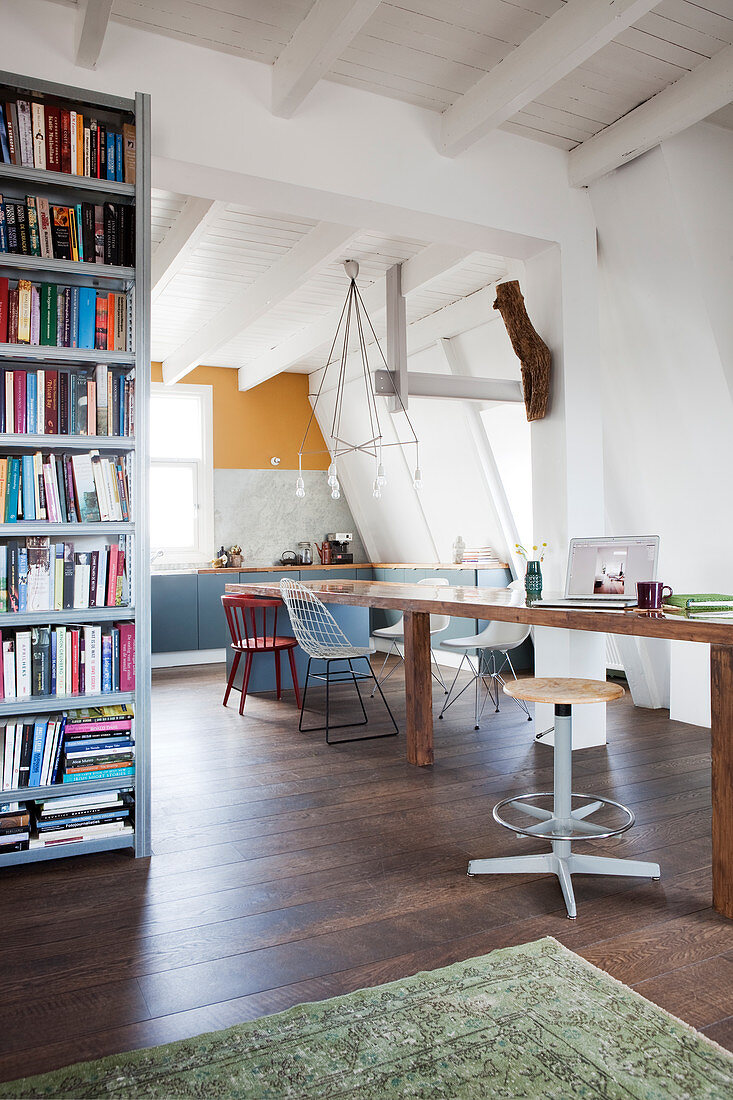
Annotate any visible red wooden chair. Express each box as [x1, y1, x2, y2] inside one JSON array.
[[221, 594, 301, 715]]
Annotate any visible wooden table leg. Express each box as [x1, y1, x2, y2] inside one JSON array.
[[403, 610, 433, 766], [711, 644, 733, 918]]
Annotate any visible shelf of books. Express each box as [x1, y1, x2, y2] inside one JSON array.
[[0, 71, 150, 866]]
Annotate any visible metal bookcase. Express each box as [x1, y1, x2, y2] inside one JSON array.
[[0, 72, 151, 866]]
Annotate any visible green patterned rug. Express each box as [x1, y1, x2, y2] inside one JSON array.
[[3, 937, 733, 1099]]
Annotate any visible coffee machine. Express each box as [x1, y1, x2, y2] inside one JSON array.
[[326, 532, 353, 564]]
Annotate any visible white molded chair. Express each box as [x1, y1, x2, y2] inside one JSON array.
[[280, 578, 398, 745], [371, 577, 451, 696], [438, 580, 532, 728]]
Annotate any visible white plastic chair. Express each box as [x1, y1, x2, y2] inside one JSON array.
[[371, 576, 451, 696], [280, 578, 398, 745], [438, 580, 532, 728]]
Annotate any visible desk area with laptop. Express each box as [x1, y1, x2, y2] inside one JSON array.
[[534, 535, 663, 610], [230, 535, 733, 921]]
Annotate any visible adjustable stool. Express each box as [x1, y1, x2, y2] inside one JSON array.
[[467, 677, 660, 919]]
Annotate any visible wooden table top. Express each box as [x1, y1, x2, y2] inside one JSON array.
[[226, 578, 733, 646]]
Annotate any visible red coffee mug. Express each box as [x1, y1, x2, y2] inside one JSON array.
[[636, 581, 673, 610]]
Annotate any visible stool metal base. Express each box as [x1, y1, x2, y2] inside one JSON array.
[[467, 849, 661, 919], [467, 703, 660, 919]]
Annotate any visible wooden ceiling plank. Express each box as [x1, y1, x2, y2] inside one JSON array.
[[569, 41, 733, 186], [439, 0, 660, 156], [237, 243, 472, 390], [271, 0, 383, 117], [76, 0, 114, 69], [161, 222, 359, 384]]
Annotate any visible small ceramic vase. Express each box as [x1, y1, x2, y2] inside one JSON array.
[[525, 559, 543, 602]]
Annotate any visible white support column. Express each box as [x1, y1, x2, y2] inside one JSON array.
[[385, 263, 407, 411], [526, 234, 607, 748]]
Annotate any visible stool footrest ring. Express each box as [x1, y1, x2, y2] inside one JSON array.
[[492, 792, 635, 842]]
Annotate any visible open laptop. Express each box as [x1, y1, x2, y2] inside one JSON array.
[[534, 535, 660, 609]]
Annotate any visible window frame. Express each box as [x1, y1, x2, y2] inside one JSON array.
[[149, 382, 214, 566]]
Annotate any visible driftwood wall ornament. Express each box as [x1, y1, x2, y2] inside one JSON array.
[[493, 280, 551, 421]]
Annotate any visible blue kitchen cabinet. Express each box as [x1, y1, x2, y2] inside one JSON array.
[[151, 574, 199, 653], [197, 572, 234, 651]]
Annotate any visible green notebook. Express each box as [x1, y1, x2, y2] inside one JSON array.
[[664, 593, 733, 611]]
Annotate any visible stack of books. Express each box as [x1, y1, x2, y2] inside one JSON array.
[[0, 449, 131, 523], [0, 801, 29, 850], [0, 197, 134, 267], [61, 706, 135, 784], [0, 98, 135, 184], [0, 535, 130, 613], [1, 716, 66, 788], [461, 546, 504, 566], [0, 279, 133, 351], [0, 620, 135, 700], [31, 789, 133, 847], [662, 594, 733, 617]]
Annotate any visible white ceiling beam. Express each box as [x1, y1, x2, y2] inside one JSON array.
[[569, 43, 733, 187], [440, 0, 659, 157], [76, 0, 114, 70], [152, 197, 221, 305], [238, 244, 470, 391], [272, 0, 382, 118], [162, 221, 358, 385]]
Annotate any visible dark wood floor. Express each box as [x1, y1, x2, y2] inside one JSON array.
[[1, 659, 732, 1083]]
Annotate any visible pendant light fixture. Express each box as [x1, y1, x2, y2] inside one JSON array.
[[296, 260, 421, 501]]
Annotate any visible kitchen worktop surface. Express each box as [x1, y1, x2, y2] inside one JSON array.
[[154, 561, 509, 576], [194, 561, 510, 574]]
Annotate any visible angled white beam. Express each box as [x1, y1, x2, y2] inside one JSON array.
[[272, 0, 382, 118], [569, 43, 733, 187], [152, 197, 221, 304], [162, 221, 358, 385], [440, 0, 658, 157], [238, 244, 470, 391], [76, 0, 114, 70]]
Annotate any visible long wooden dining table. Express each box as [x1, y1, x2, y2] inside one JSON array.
[[227, 577, 733, 919]]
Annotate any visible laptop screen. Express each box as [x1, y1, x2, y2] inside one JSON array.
[[566, 536, 659, 599]]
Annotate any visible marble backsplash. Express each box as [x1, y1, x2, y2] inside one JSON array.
[[213, 468, 367, 564]]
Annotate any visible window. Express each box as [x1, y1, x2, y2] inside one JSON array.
[[149, 383, 214, 563]]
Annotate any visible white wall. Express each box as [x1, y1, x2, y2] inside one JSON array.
[[590, 122, 733, 727]]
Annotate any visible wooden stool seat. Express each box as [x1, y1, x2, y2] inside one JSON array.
[[503, 676, 624, 705]]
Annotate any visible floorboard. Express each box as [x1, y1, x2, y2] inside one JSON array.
[[0, 659, 730, 1083]]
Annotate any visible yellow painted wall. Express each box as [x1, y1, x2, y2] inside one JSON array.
[[151, 363, 328, 470]]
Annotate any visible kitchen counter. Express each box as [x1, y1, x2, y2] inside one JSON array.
[[194, 561, 509, 574]]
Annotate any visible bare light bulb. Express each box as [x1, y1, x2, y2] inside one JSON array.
[[413, 466, 423, 491], [376, 463, 387, 488], [331, 488, 341, 500], [295, 476, 305, 498], [372, 479, 382, 499], [327, 462, 338, 488]]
